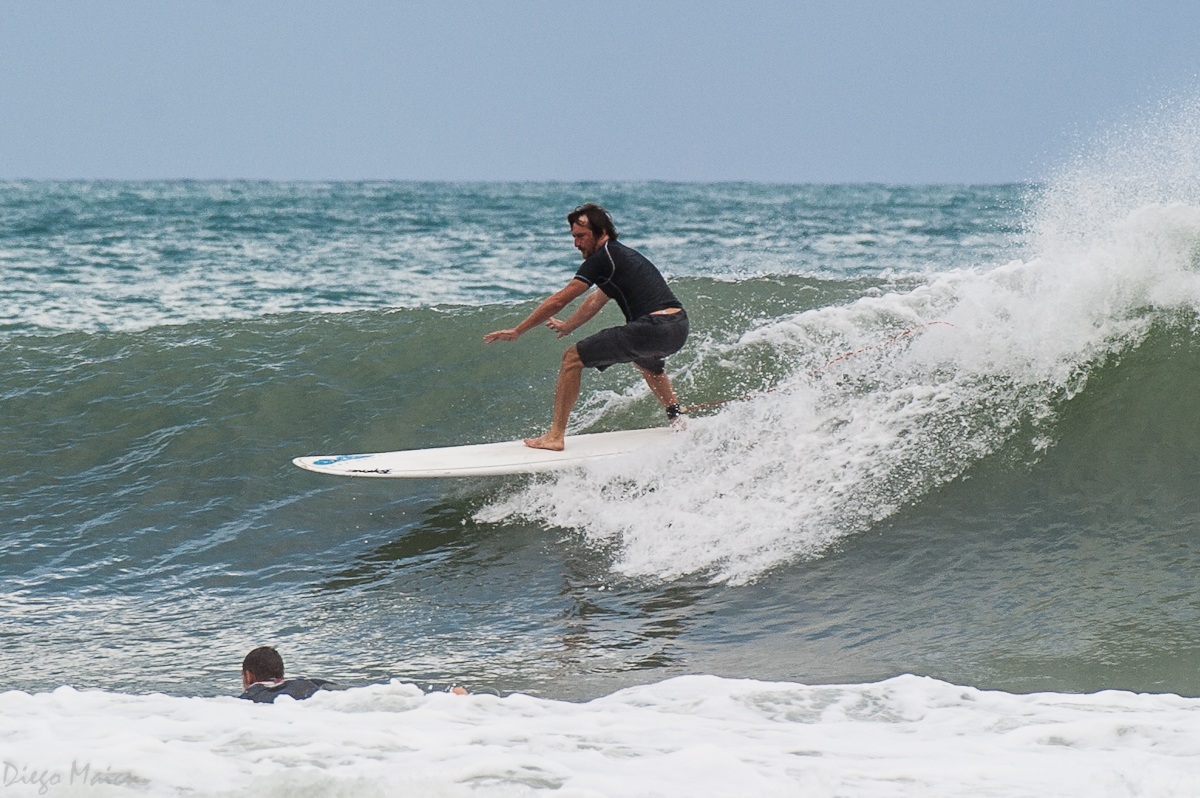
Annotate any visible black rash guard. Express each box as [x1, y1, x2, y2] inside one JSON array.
[[239, 678, 337, 703], [573, 240, 682, 322]]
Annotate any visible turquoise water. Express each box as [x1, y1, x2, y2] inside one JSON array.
[[4, 169, 1200, 709]]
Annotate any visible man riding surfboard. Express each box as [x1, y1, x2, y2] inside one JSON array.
[[483, 203, 688, 451]]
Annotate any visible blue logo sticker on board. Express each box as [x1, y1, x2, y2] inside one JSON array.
[[313, 454, 372, 466]]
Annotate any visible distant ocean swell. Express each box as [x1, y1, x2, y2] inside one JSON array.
[[0, 180, 1016, 336]]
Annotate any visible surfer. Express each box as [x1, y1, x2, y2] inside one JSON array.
[[238, 646, 338, 704], [484, 203, 689, 450]]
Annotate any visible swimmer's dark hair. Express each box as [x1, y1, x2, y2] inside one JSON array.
[[567, 203, 618, 241], [242, 646, 284, 681]]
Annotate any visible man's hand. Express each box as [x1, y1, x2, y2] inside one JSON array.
[[545, 317, 572, 338], [482, 280, 590, 346], [483, 328, 520, 343]]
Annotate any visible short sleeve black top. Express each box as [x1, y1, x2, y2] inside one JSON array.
[[573, 240, 682, 323], [239, 678, 336, 703]]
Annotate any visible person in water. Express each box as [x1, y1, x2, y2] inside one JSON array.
[[238, 646, 337, 703], [483, 203, 689, 450], [238, 646, 470, 701]]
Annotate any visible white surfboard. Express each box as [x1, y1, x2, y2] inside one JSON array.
[[292, 427, 678, 478]]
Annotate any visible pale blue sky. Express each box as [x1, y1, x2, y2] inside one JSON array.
[[2, 1, 1198, 183]]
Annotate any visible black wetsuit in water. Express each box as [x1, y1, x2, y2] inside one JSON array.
[[239, 678, 337, 703]]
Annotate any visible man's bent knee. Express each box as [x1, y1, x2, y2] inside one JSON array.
[[562, 346, 585, 371], [635, 363, 667, 379]]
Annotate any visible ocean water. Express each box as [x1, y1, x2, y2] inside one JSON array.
[[6, 102, 1200, 795]]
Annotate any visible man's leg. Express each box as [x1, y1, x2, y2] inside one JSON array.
[[636, 365, 680, 418], [525, 346, 585, 451]]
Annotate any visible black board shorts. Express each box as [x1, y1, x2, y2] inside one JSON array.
[[576, 310, 689, 374]]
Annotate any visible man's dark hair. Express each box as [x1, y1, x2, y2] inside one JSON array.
[[242, 646, 285, 681], [567, 203, 619, 241]]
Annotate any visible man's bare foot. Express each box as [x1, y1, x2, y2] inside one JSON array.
[[524, 434, 565, 451]]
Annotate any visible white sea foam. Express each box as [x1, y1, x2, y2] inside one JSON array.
[[1, 675, 1196, 797]]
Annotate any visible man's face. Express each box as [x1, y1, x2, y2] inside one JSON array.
[[571, 218, 603, 258]]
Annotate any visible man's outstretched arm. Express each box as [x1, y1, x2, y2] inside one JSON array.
[[484, 279, 590, 343], [546, 289, 609, 338]]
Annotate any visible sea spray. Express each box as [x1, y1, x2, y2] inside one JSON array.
[[478, 98, 1200, 585]]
